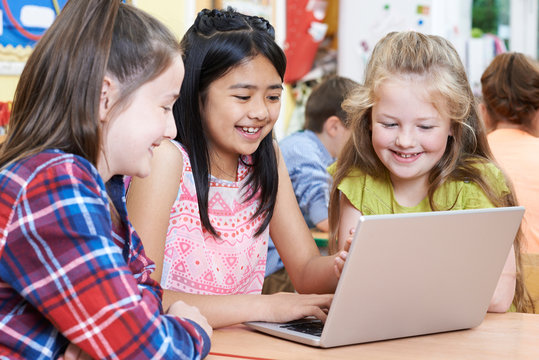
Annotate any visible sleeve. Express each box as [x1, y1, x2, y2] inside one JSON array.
[[285, 146, 331, 226], [0, 160, 209, 359], [332, 167, 369, 212], [461, 162, 510, 209]]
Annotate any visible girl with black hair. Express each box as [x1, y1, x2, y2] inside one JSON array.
[[127, 8, 350, 328]]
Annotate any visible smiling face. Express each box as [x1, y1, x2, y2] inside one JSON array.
[[201, 54, 283, 175], [99, 55, 184, 181], [371, 77, 452, 193]]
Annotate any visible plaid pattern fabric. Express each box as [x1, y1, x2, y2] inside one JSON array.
[[0, 150, 209, 359]]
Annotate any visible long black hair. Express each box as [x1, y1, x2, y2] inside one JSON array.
[[174, 8, 286, 237]]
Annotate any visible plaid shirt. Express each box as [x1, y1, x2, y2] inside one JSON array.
[[0, 150, 210, 359]]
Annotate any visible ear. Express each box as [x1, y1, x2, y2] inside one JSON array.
[[99, 76, 114, 123], [323, 116, 344, 137]]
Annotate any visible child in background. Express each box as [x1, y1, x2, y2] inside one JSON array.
[[127, 8, 350, 329], [480, 52, 539, 253], [264, 75, 358, 294], [480, 52, 539, 313], [0, 1, 210, 359], [328, 31, 532, 313]]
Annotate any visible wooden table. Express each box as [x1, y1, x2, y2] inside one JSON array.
[[206, 312, 539, 359]]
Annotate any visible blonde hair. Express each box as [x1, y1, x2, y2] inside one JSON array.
[[328, 31, 533, 312]]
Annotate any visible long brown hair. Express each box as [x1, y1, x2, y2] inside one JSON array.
[[0, 0, 181, 169], [328, 31, 533, 312], [481, 52, 539, 133]]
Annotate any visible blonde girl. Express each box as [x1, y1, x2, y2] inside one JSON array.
[[328, 31, 532, 313]]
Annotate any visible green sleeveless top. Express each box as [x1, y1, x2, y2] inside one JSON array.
[[329, 162, 509, 214]]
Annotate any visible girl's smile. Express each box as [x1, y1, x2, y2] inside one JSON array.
[[392, 150, 423, 161]]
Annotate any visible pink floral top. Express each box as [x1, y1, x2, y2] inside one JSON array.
[[161, 141, 269, 295]]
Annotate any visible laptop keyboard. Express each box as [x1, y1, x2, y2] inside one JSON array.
[[279, 319, 324, 337]]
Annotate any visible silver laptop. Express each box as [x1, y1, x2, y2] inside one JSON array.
[[246, 207, 524, 348]]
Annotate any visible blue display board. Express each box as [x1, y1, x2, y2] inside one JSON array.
[[0, 0, 69, 48]]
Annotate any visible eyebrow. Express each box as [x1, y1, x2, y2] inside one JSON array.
[[229, 83, 283, 90], [379, 113, 439, 121]]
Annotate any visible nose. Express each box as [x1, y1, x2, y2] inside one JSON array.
[[248, 96, 269, 121], [164, 112, 177, 139], [395, 128, 415, 148]]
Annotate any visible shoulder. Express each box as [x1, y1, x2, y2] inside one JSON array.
[[0, 151, 106, 235], [437, 161, 508, 209], [156, 139, 184, 164], [335, 167, 393, 214], [279, 131, 325, 165], [279, 131, 320, 153], [127, 139, 185, 209], [471, 161, 507, 187], [149, 139, 185, 180], [1, 150, 102, 196]]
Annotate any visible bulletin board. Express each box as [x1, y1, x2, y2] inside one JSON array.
[[0, 0, 69, 74], [0, 0, 133, 75]]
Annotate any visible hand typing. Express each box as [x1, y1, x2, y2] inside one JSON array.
[[260, 292, 333, 323]]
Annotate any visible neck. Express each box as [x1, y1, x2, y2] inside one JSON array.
[[390, 175, 429, 208], [495, 121, 539, 137], [210, 152, 238, 182], [96, 153, 112, 183], [315, 131, 337, 158]]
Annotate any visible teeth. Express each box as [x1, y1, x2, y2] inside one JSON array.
[[397, 152, 418, 158], [242, 127, 259, 134]]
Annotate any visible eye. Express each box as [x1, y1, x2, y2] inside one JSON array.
[[267, 95, 281, 102], [162, 106, 172, 113], [380, 122, 397, 128], [418, 125, 434, 130], [234, 96, 250, 101]]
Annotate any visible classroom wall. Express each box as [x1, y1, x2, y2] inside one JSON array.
[[0, 0, 189, 102]]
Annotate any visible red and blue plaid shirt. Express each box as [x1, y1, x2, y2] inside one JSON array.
[[0, 150, 210, 359]]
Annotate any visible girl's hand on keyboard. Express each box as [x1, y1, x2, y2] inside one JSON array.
[[261, 292, 333, 323]]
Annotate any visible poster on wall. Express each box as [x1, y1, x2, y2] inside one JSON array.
[[0, 0, 133, 75], [0, 0, 69, 75]]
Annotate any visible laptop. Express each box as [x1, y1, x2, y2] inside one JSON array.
[[245, 207, 524, 348]]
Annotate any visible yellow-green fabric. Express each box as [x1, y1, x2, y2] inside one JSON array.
[[328, 162, 509, 214]]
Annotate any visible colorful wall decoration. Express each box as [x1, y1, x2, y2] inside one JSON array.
[[0, 0, 68, 74]]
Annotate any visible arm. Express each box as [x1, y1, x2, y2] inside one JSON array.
[[270, 143, 347, 294], [0, 158, 208, 359], [488, 245, 516, 312], [126, 139, 182, 286], [337, 194, 363, 250]]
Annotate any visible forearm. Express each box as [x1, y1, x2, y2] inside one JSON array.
[[162, 289, 334, 329], [487, 272, 516, 312], [163, 290, 266, 328], [293, 253, 339, 294], [488, 246, 516, 313]]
